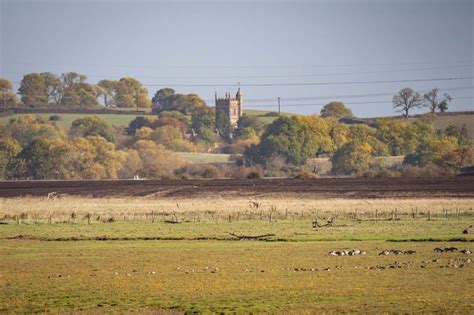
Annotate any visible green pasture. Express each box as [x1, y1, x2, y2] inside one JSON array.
[[177, 152, 234, 164], [0, 113, 146, 128], [1, 212, 473, 313]]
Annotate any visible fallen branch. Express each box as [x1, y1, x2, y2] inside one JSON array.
[[312, 217, 334, 229], [164, 220, 180, 224], [227, 232, 275, 240]]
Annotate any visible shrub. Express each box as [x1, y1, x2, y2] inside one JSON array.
[[293, 171, 318, 179], [247, 171, 261, 179], [201, 166, 221, 179]]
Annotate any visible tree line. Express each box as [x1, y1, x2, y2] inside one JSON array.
[[0, 72, 470, 180], [0, 73, 455, 118], [0, 103, 471, 180]]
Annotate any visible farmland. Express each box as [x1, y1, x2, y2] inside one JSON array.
[[0, 108, 290, 129], [1, 177, 473, 198], [0, 113, 146, 128], [0, 178, 473, 313]]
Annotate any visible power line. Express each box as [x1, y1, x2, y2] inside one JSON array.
[[9, 85, 474, 105], [204, 85, 474, 103], [246, 96, 474, 108], [143, 76, 474, 87], [3, 64, 472, 80]]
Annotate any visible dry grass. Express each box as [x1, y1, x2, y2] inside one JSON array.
[[1, 196, 472, 218]]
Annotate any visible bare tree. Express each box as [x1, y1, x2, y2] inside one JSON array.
[[424, 88, 452, 113], [392, 88, 423, 118]]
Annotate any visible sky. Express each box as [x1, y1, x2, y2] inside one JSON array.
[[0, 0, 473, 117]]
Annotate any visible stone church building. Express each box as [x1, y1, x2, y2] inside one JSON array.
[[215, 88, 243, 128]]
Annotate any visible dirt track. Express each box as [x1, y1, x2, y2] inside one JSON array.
[[0, 177, 473, 199]]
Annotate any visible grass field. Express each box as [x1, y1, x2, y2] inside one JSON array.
[[0, 109, 289, 129], [244, 109, 296, 124], [0, 196, 473, 313], [177, 152, 234, 164], [0, 113, 146, 128], [431, 114, 474, 138]]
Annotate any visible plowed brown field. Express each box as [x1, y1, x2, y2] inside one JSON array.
[[1, 177, 473, 198]]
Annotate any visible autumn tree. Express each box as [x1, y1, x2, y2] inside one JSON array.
[[403, 136, 457, 169], [215, 111, 232, 140], [235, 115, 265, 137], [154, 92, 207, 115], [18, 73, 48, 106], [61, 82, 99, 107], [8, 115, 65, 147], [443, 124, 470, 146], [114, 77, 151, 108], [191, 106, 216, 143], [60, 72, 87, 88], [375, 118, 418, 155], [245, 116, 313, 165], [349, 124, 388, 156], [151, 126, 195, 152], [117, 149, 143, 178], [0, 138, 21, 179], [130, 140, 186, 178], [424, 88, 452, 113], [18, 72, 88, 107], [0, 78, 19, 107], [157, 111, 189, 134], [320, 101, 353, 119], [152, 88, 176, 109], [326, 118, 350, 150], [331, 142, 374, 175], [97, 80, 117, 107], [67, 136, 123, 179], [20, 138, 58, 179], [41, 72, 63, 105], [298, 115, 333, 155], [126, 116, 160, 135], [69, 116, 115, 143], [393, 88, 423, 118]]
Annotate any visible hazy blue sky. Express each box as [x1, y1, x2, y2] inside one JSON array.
[[1, 0, 473, 117]]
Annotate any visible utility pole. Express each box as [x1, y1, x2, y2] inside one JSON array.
[[277, 97, 281, 115]]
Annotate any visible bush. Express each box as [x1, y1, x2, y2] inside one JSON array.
[[175, 164, 223, 179], [201, 166, 221, 179], [247, 171, 261, 179], [293, 171, 318, 179], [49, 115, 61, 121], [400, 164, 450, 177]]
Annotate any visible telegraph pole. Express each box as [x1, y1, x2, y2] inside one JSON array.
[[277, 97, 281, 115]]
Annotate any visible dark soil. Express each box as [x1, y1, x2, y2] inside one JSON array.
[[0, 177, 473, 199]]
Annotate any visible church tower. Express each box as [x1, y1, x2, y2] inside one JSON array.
[[215, 88, 243, 128]]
